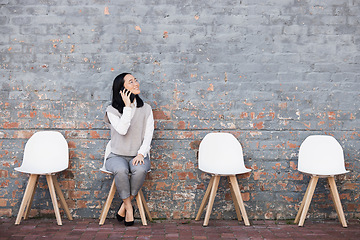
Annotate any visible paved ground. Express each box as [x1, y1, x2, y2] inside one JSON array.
[[0, 218, 359, 239]]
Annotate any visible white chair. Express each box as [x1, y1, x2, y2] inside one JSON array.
[[99, 141, 152, 225], [294, 135, 349, 227], [195, 132, 251, 226], [15, 131, 73, 225]]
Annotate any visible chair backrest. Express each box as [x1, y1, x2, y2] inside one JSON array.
[[298, 135, 349, 176], [15, 131, 69, 175], [100, 140, 112, 174], [198, 132, 251, 175]]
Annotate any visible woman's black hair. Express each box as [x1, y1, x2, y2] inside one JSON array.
[[111, 72, 144, 114]]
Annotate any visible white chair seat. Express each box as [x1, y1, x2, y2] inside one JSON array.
[[299, 169, 349, 176], [15, 166, 67, 175], [99, 167, 112, 175]]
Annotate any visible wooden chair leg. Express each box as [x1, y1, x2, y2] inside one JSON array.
[[136, 191, 147, 226], [52, 175, 73, 221], [298, 176, 318, 227], [203, 175, 220, 226], [139, 189, 152, 221], [23, 175, 39, 220], [15, 174, 38, 225], [327, 177, 341, 224], [195, 176, 215, 221], [229, 175, 250, 226], [228, 176, 242, 222], [294, 177, 313, 224], [99, 179, 116, 225], [327, 177, 347, 228], [46, 175, 62, 225]]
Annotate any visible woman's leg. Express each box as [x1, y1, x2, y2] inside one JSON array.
[[129, 155, 151, 197], [121, 155, 149, 224], [123, 196, 134, 223], [105, 153, 131, 217], [118, 202, 125, 217], [105, 154, 150, 224]]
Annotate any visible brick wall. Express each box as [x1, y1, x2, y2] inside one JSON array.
[[0, 0, 359, 220]]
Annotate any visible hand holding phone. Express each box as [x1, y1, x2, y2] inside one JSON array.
[[120, 88, 132, 107]]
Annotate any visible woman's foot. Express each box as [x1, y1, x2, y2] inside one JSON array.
[[116, 202, 125, 222], [124, 205, 134, 226]]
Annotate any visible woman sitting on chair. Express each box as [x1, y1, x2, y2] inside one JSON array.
[[104, 72, 154, 226]]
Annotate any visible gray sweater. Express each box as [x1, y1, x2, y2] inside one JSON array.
[[105, 104, 152, 156]]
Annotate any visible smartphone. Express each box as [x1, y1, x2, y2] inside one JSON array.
[[120, 86, 136, 103]]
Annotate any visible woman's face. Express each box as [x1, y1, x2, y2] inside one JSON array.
[[123, 74, 140, 95]]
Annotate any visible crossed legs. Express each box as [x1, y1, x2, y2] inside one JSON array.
[[105, 153, 150, 223]]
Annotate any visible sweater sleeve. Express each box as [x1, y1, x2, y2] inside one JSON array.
[[137, 110, 154, 157], [107, 107, 132, 135]]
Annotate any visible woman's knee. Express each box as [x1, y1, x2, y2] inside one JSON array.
[[132, 167, 148, 177], [114, 167, 129, 176]]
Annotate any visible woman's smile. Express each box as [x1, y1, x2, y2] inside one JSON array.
[[124, 74, 140, 95]]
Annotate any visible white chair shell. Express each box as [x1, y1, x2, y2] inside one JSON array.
[[15, 131, 69, 175], [199, 132, 251, 175], [99, 140, 112, 174], [298, 135, 349, 176]]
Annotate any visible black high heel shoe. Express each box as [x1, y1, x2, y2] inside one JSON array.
[[124, 219, 134, 226], [124, 207, 135, 226], [116, 213, 125, 222]]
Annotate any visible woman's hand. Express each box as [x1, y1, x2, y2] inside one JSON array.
[[120, 89, 132, 107], [132, 154, 145, 166]]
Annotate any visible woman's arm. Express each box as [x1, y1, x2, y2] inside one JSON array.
[[137, 110, 154, 157], [107, 107, 132, 135]]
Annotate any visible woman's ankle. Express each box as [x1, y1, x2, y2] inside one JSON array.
[[118, 202, 125, 216], [125, 206, 134, 221]]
